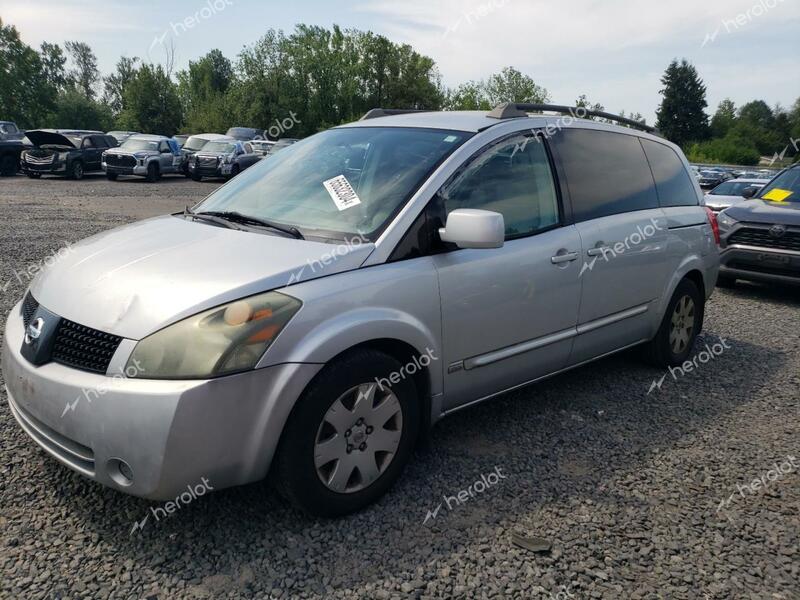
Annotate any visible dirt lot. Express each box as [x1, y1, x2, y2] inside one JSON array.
[[0, 174, 798, 599]]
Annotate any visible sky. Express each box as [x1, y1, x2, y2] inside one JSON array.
[[3, 0, 799, 124]]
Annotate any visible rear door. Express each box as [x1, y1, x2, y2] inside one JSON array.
[[83, 136, 103, 170], [433, 132, 583, 410], [551, 128, 670, 364]]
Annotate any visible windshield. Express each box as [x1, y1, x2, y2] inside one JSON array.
[[184, 136, 212, 151], [121, 139, 159, 151], [195, 127, 470, 241], [1, 123, 19, 134], [710, 181, 761, 196], [757, 168, 800, 203], [202, 141, 236, 153]]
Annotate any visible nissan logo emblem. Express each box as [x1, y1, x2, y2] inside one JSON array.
[[769, 224, 786, 238], [25, 317, 45, 345]]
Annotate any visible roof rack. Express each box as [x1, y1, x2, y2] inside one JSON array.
[[488, 103, 657, 134], [360, 108, 432, 121]]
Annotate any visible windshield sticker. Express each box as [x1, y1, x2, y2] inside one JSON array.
[[323, 175, 362, 211], [443, 135, 459, 143], [762, 188, 793, 202]]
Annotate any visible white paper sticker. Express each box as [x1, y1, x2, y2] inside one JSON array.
[[323, 175, 362, 211]]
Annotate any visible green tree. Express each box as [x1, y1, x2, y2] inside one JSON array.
[[445, 67, 548, 111], [655, 59, 709, 148], [0, 18, 53, 127], [51, 88, 113, 130], [65, 41, 99, 99], [710, 99, 736, 138], [118, 64, 183, 135], [39, 42, 68, 93], [103, 57, 140, 117]]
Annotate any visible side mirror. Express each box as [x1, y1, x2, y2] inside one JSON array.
[[438, 209, 505, 249], [742, 187, 758, 199]]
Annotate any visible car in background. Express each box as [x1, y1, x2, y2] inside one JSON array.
[[189, 139, 260, 180], [107, 131, 139, 145], [269, 138, 299, 154], [0, 121, 24, 141], [173, 134, 190, 148], [0, 139, 31, 176], [250, 140, 276, 157], [703, 178, 769, 212], [717, 165, 800, 287], [20, 130, 117, 179], [697, 169, 732, 189], [102, 134, 183, 182], [225, 127, 264, 141], [179, 133, 231, 176]]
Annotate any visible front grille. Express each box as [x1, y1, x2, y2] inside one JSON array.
[[198, 156, 218, 167], [21, 292, 39, 328], [105, 154, 136, 167], [51, 319, 122, 374], [728, 226, 800, 253], [24, 153, 55, 165], [728, 260, 800, 279]]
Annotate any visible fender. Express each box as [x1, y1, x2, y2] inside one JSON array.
[[655, 253, 708, 329]]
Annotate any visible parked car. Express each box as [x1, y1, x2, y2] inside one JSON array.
[[268, 138, 299, 155], [180, 133, 231, 176], [703, 178, 769, 212], [189, 139, 260, 180], [250, 140, 276, 157], [107, 131, 139, 144], [697, 169, 732, 189], [2, 104, 719, 517], [173, 134, 190, 148], [20, 130, 117, 179], [0, 139, 31, 176], [717, 165, 800, 287], [102, 134, 183, 182], [225, 127, 263, 141], [0, 121, 24, 141]]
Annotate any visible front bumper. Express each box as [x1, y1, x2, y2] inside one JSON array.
[[2, 302, 322, 500], [189, 161, 231, 177], [21, 161, 66, 174], [719, 245, 800, 285], [103, 162, 147, 176]]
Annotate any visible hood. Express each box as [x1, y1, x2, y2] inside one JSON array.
[[723, 199, 800, 226], [25, 130, 78, 148], [195, 151, 227, 159], [30, 215, 374, 340], [703, 194, 744, 208], [105, 147, 157, 157]]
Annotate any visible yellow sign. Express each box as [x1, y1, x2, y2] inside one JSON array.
[[762, 188, 793, 202]]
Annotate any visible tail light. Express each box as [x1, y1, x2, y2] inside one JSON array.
[[704, 207, 720, 245]]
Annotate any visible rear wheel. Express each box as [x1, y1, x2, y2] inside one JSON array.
[[145, 162, 159, 183], [275, 349, 420, 517], [644, 278, 704, 367]]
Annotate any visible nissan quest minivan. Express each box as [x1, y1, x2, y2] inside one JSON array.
[[3, 104, 720, 516]]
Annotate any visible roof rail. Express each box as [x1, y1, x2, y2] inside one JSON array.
[[488, 103, 657, 134], [360, 108, 432, 121]]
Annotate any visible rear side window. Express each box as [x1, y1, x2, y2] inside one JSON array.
[[555, 129, 658, 222], [641, 139, 698, 207]]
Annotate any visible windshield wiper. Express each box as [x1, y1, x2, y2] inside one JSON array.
[[182, 206, 243, 230], [196, 210, 305, 239]]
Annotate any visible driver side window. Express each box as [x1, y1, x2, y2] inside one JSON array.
[[442, 133, 560, 239]]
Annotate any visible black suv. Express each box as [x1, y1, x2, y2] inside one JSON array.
[[21, 130, 118, 180]]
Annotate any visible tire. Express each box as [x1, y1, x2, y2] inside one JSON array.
[[106, 172, 118, 181], [191, 172, 202, 182], [145, 162, 159, 183], [275, 348, 420, 517], [227, 164, 240, 180], [0, 154, 16, 176], [643, 278, 704, 367], [717, 275, 736, 288], [27, 172, 41, 179], [69, 161, 84, 180]]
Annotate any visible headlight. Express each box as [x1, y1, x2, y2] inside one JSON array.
[[223, 154, 233, 164], [717, 212, 738, 229], [58, 152, 69, 160], [126, 291, 301, 379]]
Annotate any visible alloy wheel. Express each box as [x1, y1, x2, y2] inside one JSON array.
[[669, 294, 695, 355]]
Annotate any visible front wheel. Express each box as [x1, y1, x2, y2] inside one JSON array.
[[69, 161, 84, 180], [644, 278, 704, 367], [27, 172, 42, 179], [145, 162, 159, 183], [106, 172, 118, 181], [275, 349, 420, 517], [191, 172, 202, 181]]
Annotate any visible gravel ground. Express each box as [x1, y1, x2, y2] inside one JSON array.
[[1, 175, 798, 600]]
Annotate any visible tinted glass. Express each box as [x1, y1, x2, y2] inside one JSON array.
[[82, 138, 95, 148], [757, 168, 800, 203], [196, 127, 469, 241], [183, 136, 210, 151], [442, 134, 560, 238], [121, 139, 159, 151], [203, 141, 236, 153], [709, 180, 761, 196], [556, 129, 658, 221], [641, 139, 698, 207]]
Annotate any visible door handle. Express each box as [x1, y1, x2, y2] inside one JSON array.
[[586, 246, 610, 257], [551, 250, 579, 264]]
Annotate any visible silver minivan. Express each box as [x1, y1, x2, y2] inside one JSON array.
[[3, 104, 720, 516]]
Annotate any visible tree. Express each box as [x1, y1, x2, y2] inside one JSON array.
[[51, 88, 113, 130], [103, 57, 140, 117], [444, 67, 548, 111], [0, 18, 53, 127], [65, 41, 99, 99], [710, 99, 736, 138], [39, 42, 68, 93], [655, 59, 709, 148], [118, 64, 183, 135]]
